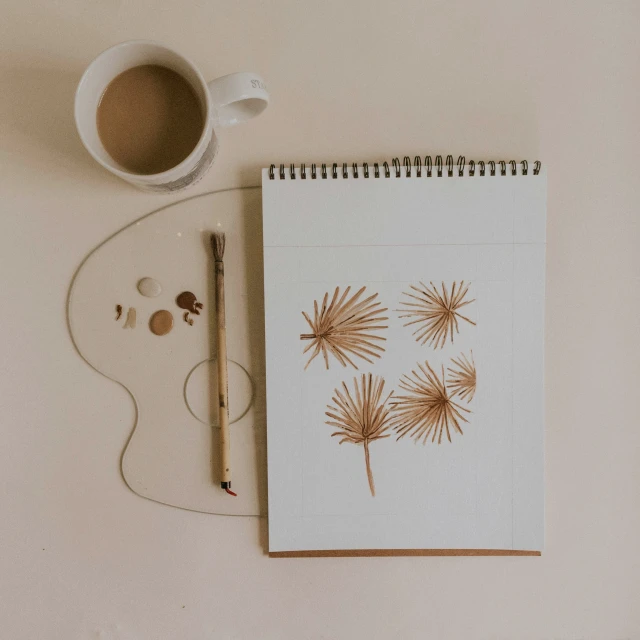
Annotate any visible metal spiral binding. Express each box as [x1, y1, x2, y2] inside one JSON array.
[[268, 156, 541, 179]]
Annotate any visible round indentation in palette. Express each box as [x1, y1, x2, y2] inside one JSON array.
[[185, 359, 253, 426], [67, 188, 266, 516]]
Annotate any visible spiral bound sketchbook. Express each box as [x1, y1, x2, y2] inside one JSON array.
[[262, 157, 546, 556]]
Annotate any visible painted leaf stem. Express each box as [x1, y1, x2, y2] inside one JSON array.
[[325, 373, 394, 496]]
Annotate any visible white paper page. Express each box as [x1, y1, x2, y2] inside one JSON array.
[[262, 165, 546, 552]]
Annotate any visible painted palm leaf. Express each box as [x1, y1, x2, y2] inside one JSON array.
[[447, 351, 476, 402], [397, 280, 475, 349], [301, 286, 388, 370], [390, 360, 471, 445]]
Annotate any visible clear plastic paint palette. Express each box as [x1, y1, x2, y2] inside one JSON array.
[[68, 189, 266, 515]]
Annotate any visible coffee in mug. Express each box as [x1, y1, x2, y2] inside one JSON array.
[[97, 64, 205, 175]]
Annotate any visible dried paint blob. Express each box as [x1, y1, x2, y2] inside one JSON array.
[[122, 307, 137, 329], [149, 310, 173, 336], [176, 291, 202, 314], [177, 291, 203, 325], [137, 277, 162, 298]]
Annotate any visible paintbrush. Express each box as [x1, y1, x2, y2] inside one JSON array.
[[210, 232, 236, 496]]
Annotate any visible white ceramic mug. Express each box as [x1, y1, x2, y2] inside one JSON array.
[[75, 40, 269, 192]]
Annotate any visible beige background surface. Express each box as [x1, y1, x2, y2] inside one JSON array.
[[1, 1, 638, 638]]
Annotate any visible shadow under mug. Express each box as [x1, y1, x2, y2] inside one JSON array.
[[75, 40, 269, 192]]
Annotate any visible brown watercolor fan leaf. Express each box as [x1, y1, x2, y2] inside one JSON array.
[[325, 373, 394, 496], [300, 286, 388, 370], [390, 360, 471, 445], [447, 351, 476, 402], [397, 280, 476, 349]]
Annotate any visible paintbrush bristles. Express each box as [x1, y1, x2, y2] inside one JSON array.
[[210, 232, 226, 262]]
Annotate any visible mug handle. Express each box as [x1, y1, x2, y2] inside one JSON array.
[[208, 72, 269, 129]]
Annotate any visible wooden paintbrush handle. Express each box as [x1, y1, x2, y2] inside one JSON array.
[[215, 260, 231, 485]]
